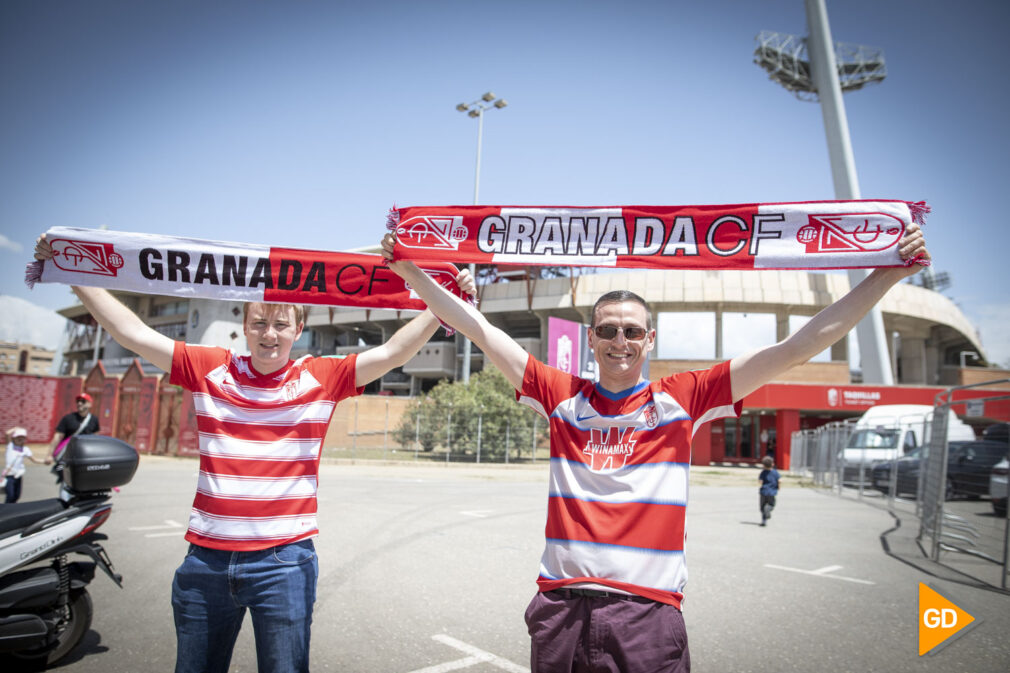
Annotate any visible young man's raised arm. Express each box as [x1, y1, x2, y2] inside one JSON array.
[[35, 234, 175, 372], [72, 285, 176, 372], [730, 223, 930, 402], [381, 234, 529, 390]]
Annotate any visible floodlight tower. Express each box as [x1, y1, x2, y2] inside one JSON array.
[[754, 0, 894, 385], [455, 92, 508, 383]]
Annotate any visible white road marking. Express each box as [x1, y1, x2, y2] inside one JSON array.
[[809, 565, 843, 575], [129, 519, 183, 531], [404, 634, 529, 673], [764, 563, 875, 585], [406, 655, 483, 673], [129, 519, 186, 537]]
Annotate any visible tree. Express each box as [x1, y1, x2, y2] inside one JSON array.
[[393, 369, 546, 460]]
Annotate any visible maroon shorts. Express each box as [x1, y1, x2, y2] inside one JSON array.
[[524, 589, 690, 673]]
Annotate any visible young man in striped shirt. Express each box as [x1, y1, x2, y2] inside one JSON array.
[[382, 224, 928, 673], [37, 230, 474, 673]]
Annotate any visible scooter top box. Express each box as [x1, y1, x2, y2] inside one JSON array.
[[60, 435, 139, 492]]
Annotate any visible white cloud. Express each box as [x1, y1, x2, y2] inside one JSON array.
[[0, 295, 67, 350], [0, 234, 23, 254]]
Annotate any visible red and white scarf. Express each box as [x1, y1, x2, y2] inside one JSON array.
[[26, 227, 471, 311], [388, 200, 929, 270]]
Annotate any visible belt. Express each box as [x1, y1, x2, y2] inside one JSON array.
[[552, 587, 635, 600]]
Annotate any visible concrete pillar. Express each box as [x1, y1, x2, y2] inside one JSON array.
[[924, 338, 941, 385], [714, 309, 724, 360], [831, 335, 847, 363], [536, 312, 550, 363], [775, 311, 790, 342], [898, 336, 928, 385]]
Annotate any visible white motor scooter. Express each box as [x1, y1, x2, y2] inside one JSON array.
[[0, 435, 138, 669]]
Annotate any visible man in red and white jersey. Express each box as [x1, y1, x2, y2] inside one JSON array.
[[382, 224, 929, 673], [34, 234, 474, 673]]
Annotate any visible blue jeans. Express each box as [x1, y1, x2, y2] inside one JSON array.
[[171, 539, 318, 673], [5, 475, 23, 503]]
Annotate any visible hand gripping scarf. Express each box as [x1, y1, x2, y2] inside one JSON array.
[[25, 226, 473, 314], [387, 200, 930, 270]]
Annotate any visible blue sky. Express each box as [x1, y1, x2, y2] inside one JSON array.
[[1, 0, 1008, 364]]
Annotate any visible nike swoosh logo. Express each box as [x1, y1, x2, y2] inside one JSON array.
[[576, 414, 595, 422]]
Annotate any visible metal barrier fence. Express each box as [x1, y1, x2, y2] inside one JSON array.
[[792, 387, 1010, 591], [328, 406, 549, 464], [917, 382, 1010, 590], [789, 419, 855, 489]]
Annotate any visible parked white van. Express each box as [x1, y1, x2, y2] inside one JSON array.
[[840, 404, 976, 485]]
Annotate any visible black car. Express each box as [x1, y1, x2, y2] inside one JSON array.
[[871, 440, 1009, 499]]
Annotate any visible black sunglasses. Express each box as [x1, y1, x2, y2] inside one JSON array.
[[593, 325, 649, 341]]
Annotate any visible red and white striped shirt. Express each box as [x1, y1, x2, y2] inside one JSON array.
[[171, 342, 361, 551], [517, 355, 740, 608]]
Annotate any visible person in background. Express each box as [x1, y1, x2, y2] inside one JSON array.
[[758, 455, 780, 527], [4, 427, 48, 503], [49, 393, 100, 461]]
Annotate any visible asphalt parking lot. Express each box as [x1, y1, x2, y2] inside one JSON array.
[[8, 457, 1010, 673]]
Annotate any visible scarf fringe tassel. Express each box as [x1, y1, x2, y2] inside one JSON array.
[[385, 205, 400, 231], [24, 260, 43, 290], [907, 201, 931, 226]]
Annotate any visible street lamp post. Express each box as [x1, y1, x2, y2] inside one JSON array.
[[455, 92, 508, 383]]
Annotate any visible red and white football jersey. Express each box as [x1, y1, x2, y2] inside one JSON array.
[[171, 342, 361, 551], [517, 355, 740, 608]]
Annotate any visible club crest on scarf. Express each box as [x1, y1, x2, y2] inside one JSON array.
[[49, 238, 124, 277], [583, 426, 636, 471], [395, 215, 467, 251], [797, 212, 904, 254]]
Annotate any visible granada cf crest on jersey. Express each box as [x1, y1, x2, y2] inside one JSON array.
[[396, 215, 467, 251], [644, 403, 659, 428], [583, 426, 637, 471], [796, 212, 904, 254], [49, 238, 124, 277]]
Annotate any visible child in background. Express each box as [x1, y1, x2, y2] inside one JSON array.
[[758, 455, 780, 527], [4, 427, 47, 503]]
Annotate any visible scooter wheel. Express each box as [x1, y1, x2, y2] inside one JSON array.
[[11, 589, 93, 668]]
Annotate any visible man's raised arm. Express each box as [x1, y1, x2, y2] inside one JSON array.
[[381, 234, 529, 390], [35, 234, 175, 372], [730, 223, 930, 401]]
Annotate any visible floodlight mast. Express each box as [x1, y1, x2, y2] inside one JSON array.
[[754, 0, 893, 385]]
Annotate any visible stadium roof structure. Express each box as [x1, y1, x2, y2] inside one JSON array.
[[753, 30, 887, 102]]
